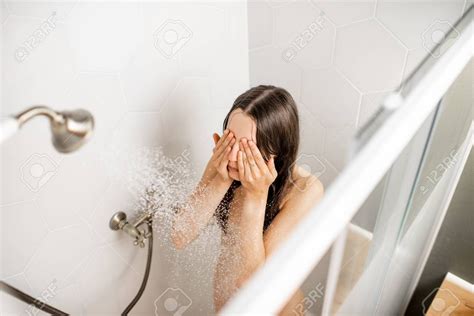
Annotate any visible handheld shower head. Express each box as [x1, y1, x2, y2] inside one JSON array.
[[15, 106, 94, 153]]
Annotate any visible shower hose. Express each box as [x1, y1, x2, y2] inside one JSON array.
[[121, 222, 154, 315], [0, 222, 154, 315]]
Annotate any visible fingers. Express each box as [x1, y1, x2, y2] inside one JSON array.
[[212, 130, 226, 153], [213, 133, 220, 147], [237, 151, 245, 180], [216, 137, 235, 162], [214, 130, 234, 157], [217, 145, 232, 170], [242, 152, 252, 181], [267, 156, 277, 178], [241, 139, 260, 178], [248, 140, 267, 170]]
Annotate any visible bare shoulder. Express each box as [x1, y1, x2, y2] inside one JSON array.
[[281, 164, 324, 208], [263, 165, 324, 255]]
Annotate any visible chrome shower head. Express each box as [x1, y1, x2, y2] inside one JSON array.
[[15, 106, 94, 153]]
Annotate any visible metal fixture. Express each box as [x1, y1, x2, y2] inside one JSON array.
[[1, 105, 94, 153], [109, 211, 152, 248], [15, 106, 94, 153]]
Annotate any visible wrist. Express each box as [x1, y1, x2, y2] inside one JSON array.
[[243, 188, 268, 202], [213, 175, 233, 190]]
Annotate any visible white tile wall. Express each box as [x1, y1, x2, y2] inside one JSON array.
[[248, 0, 467, 185], [1, 0, 470, 314], [1, 1, 249, 315]]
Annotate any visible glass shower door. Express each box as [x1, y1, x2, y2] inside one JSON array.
[[336, 47, 472, 316]]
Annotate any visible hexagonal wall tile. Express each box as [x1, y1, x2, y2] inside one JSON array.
[[312, 0, 375, 26], [2, 15, 77, 115], [301, 68, 360, 130], [24, 223, 97, 294], [273, 0, 335, 69], [249, 46, 302, 102], [66, 2, 144, 72], [376, 0, 465, 50], [1, 201, 49, 278], [334, 19, 407, 92]]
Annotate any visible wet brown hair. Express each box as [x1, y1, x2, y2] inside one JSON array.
[[215, 85, 300, 232]]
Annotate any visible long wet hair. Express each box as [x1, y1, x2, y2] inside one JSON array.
[[215, 85, 300, 232]]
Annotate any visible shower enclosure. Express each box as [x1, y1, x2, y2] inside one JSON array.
[[1, 1, 472, 315], [222, 6, 473, 315]]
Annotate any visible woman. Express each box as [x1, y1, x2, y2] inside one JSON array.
[[171, 85, 324, 315]]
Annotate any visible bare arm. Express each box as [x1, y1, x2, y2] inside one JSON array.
[[171, 130, 235, 249]]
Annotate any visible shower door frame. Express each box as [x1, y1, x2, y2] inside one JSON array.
[[221, 6, 473, 315]]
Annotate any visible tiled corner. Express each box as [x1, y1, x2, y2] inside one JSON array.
[[334, 19, 407, 92]]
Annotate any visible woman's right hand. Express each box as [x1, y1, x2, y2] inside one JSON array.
[[202, 129, 235, 186]]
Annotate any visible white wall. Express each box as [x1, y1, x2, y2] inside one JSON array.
[[247, 0, 468, 186], [1, 1, 249, 315]]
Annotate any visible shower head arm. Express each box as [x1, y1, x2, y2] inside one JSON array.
[[15, 106, 64, 127]]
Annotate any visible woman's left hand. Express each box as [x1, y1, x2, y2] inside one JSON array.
[[238, 138, 278, 197]]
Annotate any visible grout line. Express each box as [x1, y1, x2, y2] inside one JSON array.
[[336, 17, 373, 29], [373, 17, 410, 51], [334, 66, 363, 95], [373, 0, 378, 18]]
